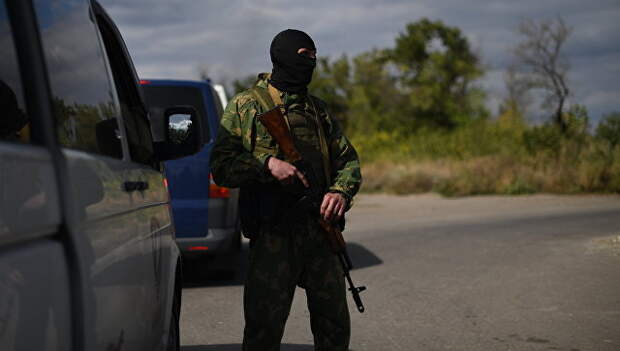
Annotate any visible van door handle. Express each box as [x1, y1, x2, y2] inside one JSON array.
[[123, 181, 149, 192]]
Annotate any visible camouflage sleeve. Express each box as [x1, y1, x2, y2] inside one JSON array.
[[210, 93, 275, 188], [317, 100, 362, 205]]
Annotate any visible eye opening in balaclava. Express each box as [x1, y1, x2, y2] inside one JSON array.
[[269, 29, 316, 94]]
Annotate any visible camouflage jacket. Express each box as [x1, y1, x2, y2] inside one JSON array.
[[210, 73, 362, 203]]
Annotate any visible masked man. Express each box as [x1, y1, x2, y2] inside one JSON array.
[[210, 29, 362, 351]]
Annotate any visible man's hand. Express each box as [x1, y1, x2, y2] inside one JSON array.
[[267, 157, 309, 187], [320, 192, 346, 222]]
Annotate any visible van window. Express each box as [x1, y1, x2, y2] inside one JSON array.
[[33, 0, 123, 158], [142, 85, 210, 141], [0, 3, 30, 143]]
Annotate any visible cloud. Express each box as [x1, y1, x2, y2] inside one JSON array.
[[101, 0, 620, 121]]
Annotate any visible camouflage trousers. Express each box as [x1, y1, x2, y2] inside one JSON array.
[[242, 215, 351, 351]]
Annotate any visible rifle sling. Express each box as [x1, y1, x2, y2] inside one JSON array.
[[307, 95, 333, 187], [267, 84, 292, 132]]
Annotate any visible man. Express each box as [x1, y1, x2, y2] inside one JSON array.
[[210, 29, 362, 351]]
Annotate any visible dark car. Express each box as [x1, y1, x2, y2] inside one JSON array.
[[0, 1, 204, 350]]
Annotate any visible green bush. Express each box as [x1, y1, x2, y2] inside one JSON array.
[[596, 112, 620, 150]]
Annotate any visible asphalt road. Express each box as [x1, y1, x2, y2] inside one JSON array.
[[180, 194, 620, 351]]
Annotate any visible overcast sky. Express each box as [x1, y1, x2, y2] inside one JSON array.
[[102, 0, 620, 122]]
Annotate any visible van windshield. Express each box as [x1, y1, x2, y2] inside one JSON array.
[[142, 85, 210, 140]]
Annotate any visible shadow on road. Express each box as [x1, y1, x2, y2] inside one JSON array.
[[347, 242, 383, 269], [182, 241, 382, 289], [182, 344, 314, 351]]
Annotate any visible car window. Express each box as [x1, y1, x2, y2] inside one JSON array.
[[32, 0, 123, 158], [93, 4, 154, 165], [142, 85, 210, 141], [0, 3, 30, 144]]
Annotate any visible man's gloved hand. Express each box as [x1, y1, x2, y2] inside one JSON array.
[[320, 192, 346, 222], [267, 156, 309, 187]]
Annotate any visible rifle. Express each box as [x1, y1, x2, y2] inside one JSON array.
[[258, 106, 367, 313]]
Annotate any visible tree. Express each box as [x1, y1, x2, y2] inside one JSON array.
[[596, 112, 620, 152], [387, 18, 486, 129], [197, 64, 210, 81], [513, 17, 572, 131], [595, 112, 620, 187], [347, 50, 406, 135], [309, 55, 352, 129], [500, 65, 532, 117], [229, 74, 257, 96]]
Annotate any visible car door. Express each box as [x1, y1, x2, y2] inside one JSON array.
[[91, 4, 178, 349], [0, 2, 72, 350], [31, 0, 158, 349]]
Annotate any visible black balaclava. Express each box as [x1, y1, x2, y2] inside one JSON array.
[[269, 29, 316, 94]]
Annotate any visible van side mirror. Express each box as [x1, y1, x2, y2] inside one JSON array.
[[153, 105, 204, 161]]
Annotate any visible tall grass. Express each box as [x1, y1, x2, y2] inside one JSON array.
[[353, 111, 620, 196]]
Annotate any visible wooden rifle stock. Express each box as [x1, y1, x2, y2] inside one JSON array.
[[257, 107, 302, 163], [257, 106, 367, 313]]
